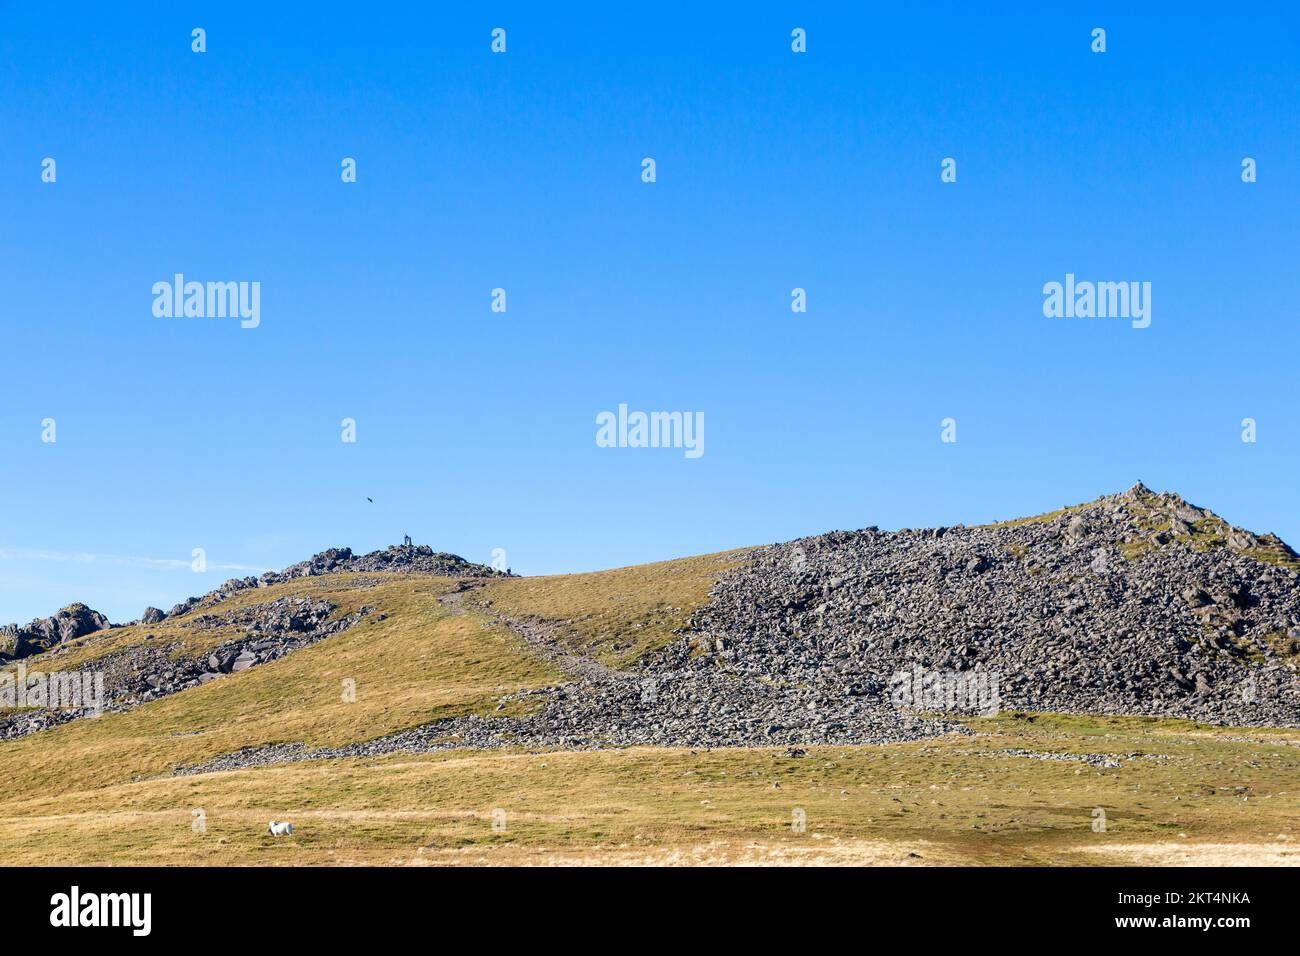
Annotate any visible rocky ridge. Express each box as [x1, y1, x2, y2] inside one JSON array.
[[0, 542, 500, 662], [162, 544, 506, 620]]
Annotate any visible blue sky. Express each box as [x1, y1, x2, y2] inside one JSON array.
[[1, 3, 1297, 624]]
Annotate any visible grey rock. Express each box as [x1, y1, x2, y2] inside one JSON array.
[[0, 603, 112, 661]]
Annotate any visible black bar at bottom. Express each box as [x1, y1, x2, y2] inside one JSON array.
[[1, 864, 1288, 942]]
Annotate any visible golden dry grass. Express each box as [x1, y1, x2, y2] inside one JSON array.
[[0, 716, 1295, 865]]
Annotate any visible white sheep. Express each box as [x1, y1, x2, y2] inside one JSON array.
[[268, 820, 294, 836]]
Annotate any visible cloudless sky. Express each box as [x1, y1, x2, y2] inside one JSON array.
[[1, 3, 1297, 623]]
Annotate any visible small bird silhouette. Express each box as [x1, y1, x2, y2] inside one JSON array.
[[366, 497, 373, 503]]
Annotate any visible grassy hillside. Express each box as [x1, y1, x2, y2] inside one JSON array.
[[0, 548, 746, 800], [0, 574, 561, 798], [471, 548, 754, 667]]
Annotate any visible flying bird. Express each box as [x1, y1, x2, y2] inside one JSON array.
[[366, 497, 373, 503]]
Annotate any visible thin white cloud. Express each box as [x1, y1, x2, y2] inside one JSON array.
[[0, 547, 269, 574]]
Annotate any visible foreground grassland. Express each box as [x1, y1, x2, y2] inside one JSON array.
[[0, 715, 1294, 865]]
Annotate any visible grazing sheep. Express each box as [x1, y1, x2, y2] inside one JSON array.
[[268, 821, 294, 836]]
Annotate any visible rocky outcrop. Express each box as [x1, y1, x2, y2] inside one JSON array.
[[0, 597, 378, 740], [0, 603, 112, 661], [166, 543, 504, 618], [276, 544, 504, 580]]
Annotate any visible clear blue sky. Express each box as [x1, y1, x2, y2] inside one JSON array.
[[2, 3, 1297, 624]]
